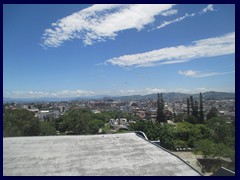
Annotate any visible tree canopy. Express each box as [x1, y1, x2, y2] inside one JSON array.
[[4, 109, 40, 137], [156, 93, 166, 123]]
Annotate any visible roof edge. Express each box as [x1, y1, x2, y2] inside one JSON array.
[[134, 131, 203, 176]]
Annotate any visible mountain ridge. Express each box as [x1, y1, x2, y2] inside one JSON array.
[[3, 91, 235, 103]]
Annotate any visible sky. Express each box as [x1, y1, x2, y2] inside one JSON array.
[[3, 4, 235, 99]]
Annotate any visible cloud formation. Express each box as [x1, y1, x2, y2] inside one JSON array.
[[178, 70, 235, 78], [202, 4, 214, 13], [105, 32, 235, 67], [157, 12, 195, 29], [4, 90, 95, 99], [161, 9, 178, 16], [42, 4, 175, 47], [157, 4, 214, 29]]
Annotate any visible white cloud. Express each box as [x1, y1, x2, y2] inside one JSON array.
[[114, 87, 234, 96], [105, 32, 235, 68], [42, 4, 174, 47], [202, 4, 214, 13], [157, 12, 195, 29], [4, 90, 95, 99], [156, 4, 214, 29], [178, 70, 235, 78], [178, 70, 197, 76], [145, 88, 168, 94], [161, 9, 178, 16]]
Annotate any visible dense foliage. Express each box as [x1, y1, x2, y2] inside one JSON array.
[[39, 121, 57, 136], [156, 93, 166, 123], [55, 108, 138, 135], [3, 103, 235, 163], [4, 109, 58, 137], [4, 109, 40, 136], [130, 117, 235, 161], [3, 108, 139, 136]]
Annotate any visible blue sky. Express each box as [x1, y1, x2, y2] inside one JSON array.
[[3, 4, 235, 98]]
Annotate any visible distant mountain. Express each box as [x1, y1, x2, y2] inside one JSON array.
[[3, 97, 74, 103], [110, 91, 235, 101], [200, 91, 235, 100], [3, 91, 235, 103], [74, 95, 109, 101]]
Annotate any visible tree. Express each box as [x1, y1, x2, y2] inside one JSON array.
[[159, 124, 176, 150], [3, 109, 40, 137], [189, 96, 198, 119], [206, 117, 232, 144], [174, 113, 185, 123], [175, 122, 192, 141], [199, 93, 204, 124], [40, 122, 57, 136], [188, 124, 210, 147], [214, 143, 234, 160], [206, 107, 218, 120], [156, 93, 166, 123], [190, 96, 194, 116], [194, 100, 199, 118], [88, 120, 105, 134], [187, 98, 190, 115], [185, 115, 198, 124], [194, 139, 216, 159]]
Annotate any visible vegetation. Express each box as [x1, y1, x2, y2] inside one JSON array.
[[156, 93, 166, 123], [3, 93, 234, 166], [130, 116, 235, 161], [199, 93, 204, 123], [102, 123, 111, 134], [4, 109, 40, 137], [187, 98, 190, 115], [39, 121, 57, 136], [206, 107, 218, 120], [3, 107, 139, 137]]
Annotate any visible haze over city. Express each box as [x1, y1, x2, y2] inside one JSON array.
[[3, 4, 235, 99]]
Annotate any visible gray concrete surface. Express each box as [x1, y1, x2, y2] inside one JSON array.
[[3, 133, 201, 176], [172, 151, 203, 174]]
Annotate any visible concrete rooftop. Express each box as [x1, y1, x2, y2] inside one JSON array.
[[3, 133, 201, 176]]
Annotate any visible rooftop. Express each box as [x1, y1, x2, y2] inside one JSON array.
[[3, 133, 201, 176]]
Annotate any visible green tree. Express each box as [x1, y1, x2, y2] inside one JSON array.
[[206, 107, 218, 120], [40, 122, 57, 136], [190, 96, 198, 119], [185, 115, 198, 124], [174, 140, 188, 149], [206, 117, 233, 144], [199, 93, 204, 123], [174, 113, 185, 123], [58, 119, 68, 133], [194, 100, 199, 118], [59, 109, 91, 134], [214, 143, 234, 160], [194, 139, 216, 159], [190, 96, 194, 116], [3, 109, 40, 137], [159, 124, 176, 150], [156, 93, 166, 123], [175, 122, 192, 141], [188, 124, 210, 147], [88, 120, 105, 134], [187, 98, 190, 115]]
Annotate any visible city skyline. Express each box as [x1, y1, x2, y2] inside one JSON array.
[[3, 4, 235, 99]]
